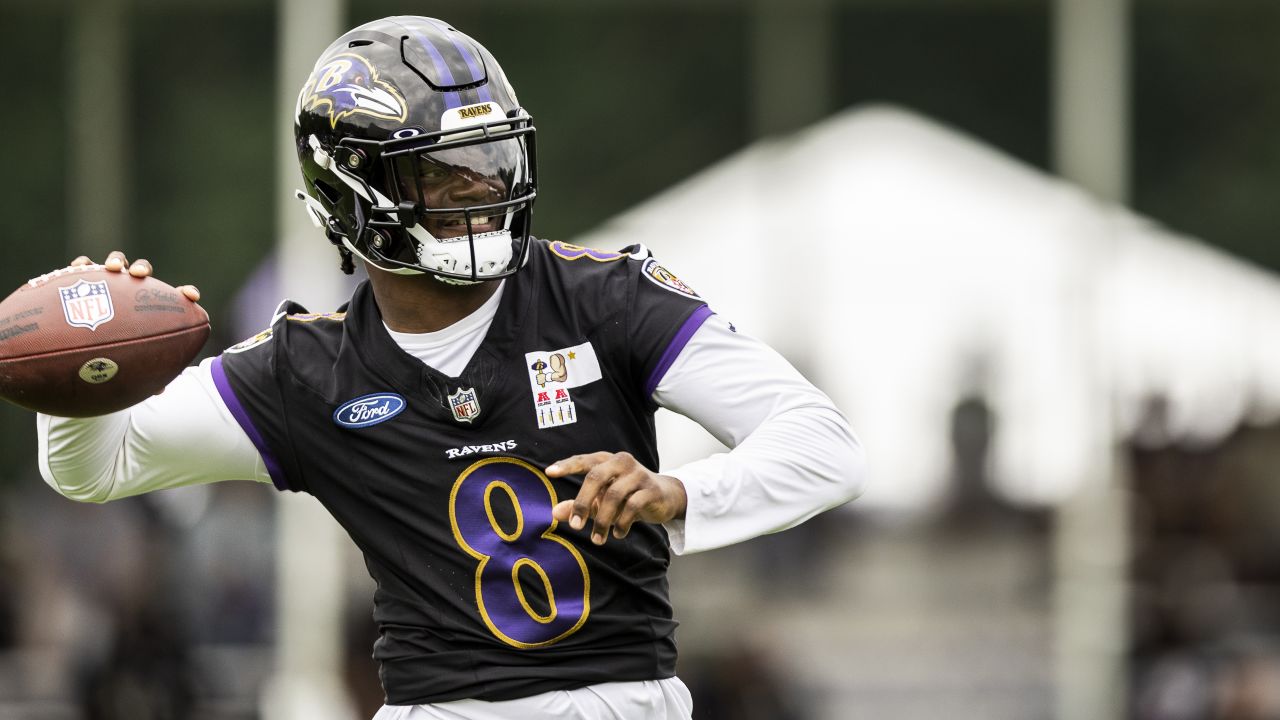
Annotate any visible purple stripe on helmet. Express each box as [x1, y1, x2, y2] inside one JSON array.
[[423, 18, 492, 102], [409, 29, 462, 109], [645, 305, 714, 397], [422, 19, 484, 83], [211, 356, 290, 492]]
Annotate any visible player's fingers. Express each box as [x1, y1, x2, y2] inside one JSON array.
[[547, 452, 615, 530], [551, 499, 575, 524], [612, 488, 660, 540], [177, 284, 201, 302], [588, 473, 645, 544], [545, 451, 612, 478], [551, 497, 605, 528], [70, 255, 91, 267], [577, 452, 644, 525], [104, 251, 129, 272], [568, 463, 620, 532], [127, 258, 153, 277]]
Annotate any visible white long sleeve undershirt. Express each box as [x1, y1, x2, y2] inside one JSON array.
[[37, 312, 864, 554]]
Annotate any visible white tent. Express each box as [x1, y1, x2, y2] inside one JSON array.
[[575, 105, 1280, 511]]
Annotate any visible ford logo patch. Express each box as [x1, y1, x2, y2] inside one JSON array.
[[334, 393, 407, 429]]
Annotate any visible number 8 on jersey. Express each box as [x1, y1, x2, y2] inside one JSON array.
[[449, 458, 591, 648]]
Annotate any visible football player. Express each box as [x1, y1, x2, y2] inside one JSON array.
[[38, 16, 864, 720]]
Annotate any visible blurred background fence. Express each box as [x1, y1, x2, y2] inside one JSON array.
[[3, 0, 1280, 718]]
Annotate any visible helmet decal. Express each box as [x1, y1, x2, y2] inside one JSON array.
[[440, 103, 502, 134], [299, 53, 408, 129]]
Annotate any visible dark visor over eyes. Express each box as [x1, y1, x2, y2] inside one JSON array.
[[392, 137, 528, 208]]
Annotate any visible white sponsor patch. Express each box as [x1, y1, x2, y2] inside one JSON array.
[[524, 341, 602, 429], [58, 279, 115, 330]]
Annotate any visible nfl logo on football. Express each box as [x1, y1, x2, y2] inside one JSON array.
[[449, 387, 481, 423], [58, 279, 115, 331]]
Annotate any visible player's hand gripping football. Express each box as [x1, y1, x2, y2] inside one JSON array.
[[548, 452, 687, 545], [71, 250, 201, 302]]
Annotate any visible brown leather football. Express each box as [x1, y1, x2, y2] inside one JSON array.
[[0, 265, 210, 417]]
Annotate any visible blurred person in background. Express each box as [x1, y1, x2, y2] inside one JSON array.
[[32, 15, 863, 720]]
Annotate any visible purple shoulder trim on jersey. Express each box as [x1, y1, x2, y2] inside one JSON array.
[[211, 356, 289, 492], [645, 305, 714, 397]]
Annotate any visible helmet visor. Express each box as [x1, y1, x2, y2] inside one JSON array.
[[390, 137, 531, 239]]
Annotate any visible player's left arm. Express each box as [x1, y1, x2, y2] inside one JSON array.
[[550, 314, 865, 554]]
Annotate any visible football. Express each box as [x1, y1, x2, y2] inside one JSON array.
[[0, 265, 210, 417]]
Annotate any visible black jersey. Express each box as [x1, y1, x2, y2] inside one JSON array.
[[212, 239, 711, 704]]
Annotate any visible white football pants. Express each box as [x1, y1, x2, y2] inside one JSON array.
[[372, 678, 693, 720]]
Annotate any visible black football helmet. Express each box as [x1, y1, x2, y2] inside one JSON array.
[[294, 16, 536, 283]]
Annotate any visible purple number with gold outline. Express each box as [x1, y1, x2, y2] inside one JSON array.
[[548, 241, 625, 262], [449, 457, 590, 648]]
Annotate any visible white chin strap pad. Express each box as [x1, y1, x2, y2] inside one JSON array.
[[410, 227, 514, 278]]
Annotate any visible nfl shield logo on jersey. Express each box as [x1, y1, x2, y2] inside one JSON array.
[[58, 279, 115, 331], [449, 387, 481, 423]]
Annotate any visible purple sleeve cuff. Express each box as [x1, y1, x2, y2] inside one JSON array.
[[211, 355, 290, 492], [644, 304, 714, 397]]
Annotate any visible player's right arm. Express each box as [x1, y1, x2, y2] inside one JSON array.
[[38, 252, 270, 502], [38, 358, 272, 502]]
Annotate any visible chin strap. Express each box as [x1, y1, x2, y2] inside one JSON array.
[[296, 189, 357, 275], [434, 274, 481, 286], [296, 189, 332, 230]]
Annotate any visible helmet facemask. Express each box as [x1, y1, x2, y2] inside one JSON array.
[[327, 114, 536, 284]]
